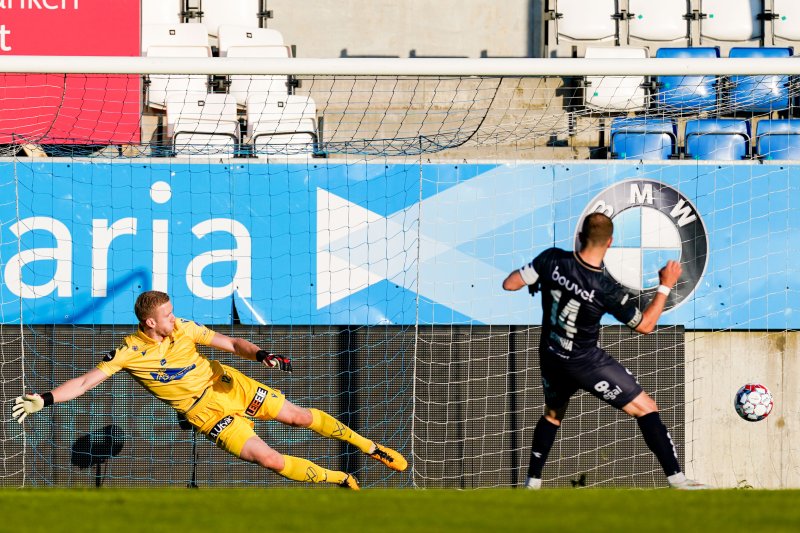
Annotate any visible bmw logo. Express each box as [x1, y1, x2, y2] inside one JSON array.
[[575, 179, 708, 311]]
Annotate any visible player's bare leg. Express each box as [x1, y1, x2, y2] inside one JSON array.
[[239, 434, 359, 489], [525, 402, 569, 489], [275, 400, 408, 472], [623, 391, 710, 489]]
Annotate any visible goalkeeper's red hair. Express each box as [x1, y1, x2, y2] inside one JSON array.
[[134, 290, 171, 324]]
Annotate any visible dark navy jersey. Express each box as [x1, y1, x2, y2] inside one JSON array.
[[519, 247, 642, 356]]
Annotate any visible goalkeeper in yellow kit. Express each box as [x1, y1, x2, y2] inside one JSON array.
[[11, 291, 406, 489]]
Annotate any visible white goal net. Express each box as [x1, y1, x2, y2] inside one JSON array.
[[1, 56, 798, 488]]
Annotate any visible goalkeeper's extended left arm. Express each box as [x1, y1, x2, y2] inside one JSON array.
[[11, 368, 110, 424], [209, 333, 293, 373]]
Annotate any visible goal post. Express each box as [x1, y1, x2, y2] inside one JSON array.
[[0, 56, 797, 489]]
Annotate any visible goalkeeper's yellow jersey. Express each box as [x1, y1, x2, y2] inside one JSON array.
[[96, 318, 218, 412]]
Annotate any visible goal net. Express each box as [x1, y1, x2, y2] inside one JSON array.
[[1, 57, 797, 488]]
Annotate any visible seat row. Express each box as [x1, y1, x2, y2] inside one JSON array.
[[584, 46, 794, 113], [166, 92, 320, 158], [609, 118, 800, 160], [144, 23, 293, 110], [142, 0, 269, 42], [548, 0, 800, 57]]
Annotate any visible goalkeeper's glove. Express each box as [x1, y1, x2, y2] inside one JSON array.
[[12, 392, 53, 424], [256, 350, 293, 373]]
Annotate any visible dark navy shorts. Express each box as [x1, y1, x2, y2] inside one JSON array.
[[539, 345, 643, 410]]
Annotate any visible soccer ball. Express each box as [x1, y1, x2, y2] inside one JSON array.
[[734, 383, 774, 422]]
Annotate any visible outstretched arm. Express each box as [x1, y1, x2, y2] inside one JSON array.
[[635, 260, 682, 334], [502, 270, 526, 291], [209, 332, 260, 359], [51, 368, 110, 403], [12, 368, 109, 423], [503, 258, 540, 292], [209, 333, 292, 372]]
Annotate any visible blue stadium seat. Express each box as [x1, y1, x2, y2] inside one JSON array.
[[728, 47, 794, 113], [755, 119, 800, 160], [655, 47, 719, 110], [610, 118, 677, 160], [685, 119, 750, 160]]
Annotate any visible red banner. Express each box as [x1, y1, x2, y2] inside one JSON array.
[[0, 0, 141, 145]]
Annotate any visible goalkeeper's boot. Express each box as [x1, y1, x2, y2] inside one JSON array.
[[369, 443, 408, 472], [340, 474, 360, 490], [669, 478, 711, 490]]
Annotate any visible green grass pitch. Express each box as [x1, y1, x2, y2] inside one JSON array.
[[2, 488, 799, 533]]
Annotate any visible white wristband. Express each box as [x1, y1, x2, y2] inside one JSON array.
[[657, 285, 671, 296]]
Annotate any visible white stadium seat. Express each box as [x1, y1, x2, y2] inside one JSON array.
[[142, 23, 210, 54], [141, 0, 181, 27], [227, 46, 291, 106], [166, 92, 239, 158], [217, 26, 291, 107], [142, 24, 212, 109], [584, 47, 649, 111], [627, 1, 689, 43], [555, 0, 617, 42], [198, 0, 260, 37], [699, 0, 762, 44], [218, 25, 288, 56], [247, 96, 319, 157], [146, 46, 211, 108], [771, 0, 800, 43]]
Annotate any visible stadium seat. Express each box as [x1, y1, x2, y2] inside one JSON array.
[[166, 92, 239, 158], [770, 0, 800, 44], [142, 23, 212, 109], [755, 119, 800, 160], [698, 0, 762, 49], [142, 0, 181, 27], [655, 47, 719, 110], [627, 1, 690, 47], [217, 26, 292, 106], [584, 47, 648, 111], [685, 119, 750, 160], [547, 0, 618, 57], [610, 118, 677, 160], [227, 47, 292, 106], [728, 47, 793, 113], [247, 96, 319, 157], [196, 0, 261, 37], [141, 23, 210, 55], [145, 46, 212, 109], [218, 26, 289, 56]]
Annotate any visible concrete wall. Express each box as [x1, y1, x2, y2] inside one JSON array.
[[266, 0, 539, 58], [685, 332, 799, 488]]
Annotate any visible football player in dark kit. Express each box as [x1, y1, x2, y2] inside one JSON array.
[[503, 212, 708, 490]]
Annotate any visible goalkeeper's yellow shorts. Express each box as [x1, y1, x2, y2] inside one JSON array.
[[183, 361, 286, 457]]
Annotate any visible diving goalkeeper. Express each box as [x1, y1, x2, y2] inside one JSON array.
[[12, 290, 406, 489]]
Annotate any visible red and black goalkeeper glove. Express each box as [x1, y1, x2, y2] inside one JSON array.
[[256, 350, 293, 373]]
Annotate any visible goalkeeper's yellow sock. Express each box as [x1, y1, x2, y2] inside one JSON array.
[[277, 454, 347, 485], [308, 408, 374, 454]]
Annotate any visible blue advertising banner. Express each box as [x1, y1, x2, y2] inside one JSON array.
[[0, 160, 797, 328]]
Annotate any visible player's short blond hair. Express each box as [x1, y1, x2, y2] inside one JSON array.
[[579, 212, 614, 248], [134, 291, 170, 323]]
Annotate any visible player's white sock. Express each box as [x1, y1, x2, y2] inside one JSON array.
[[525, 477, 542, 490]]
